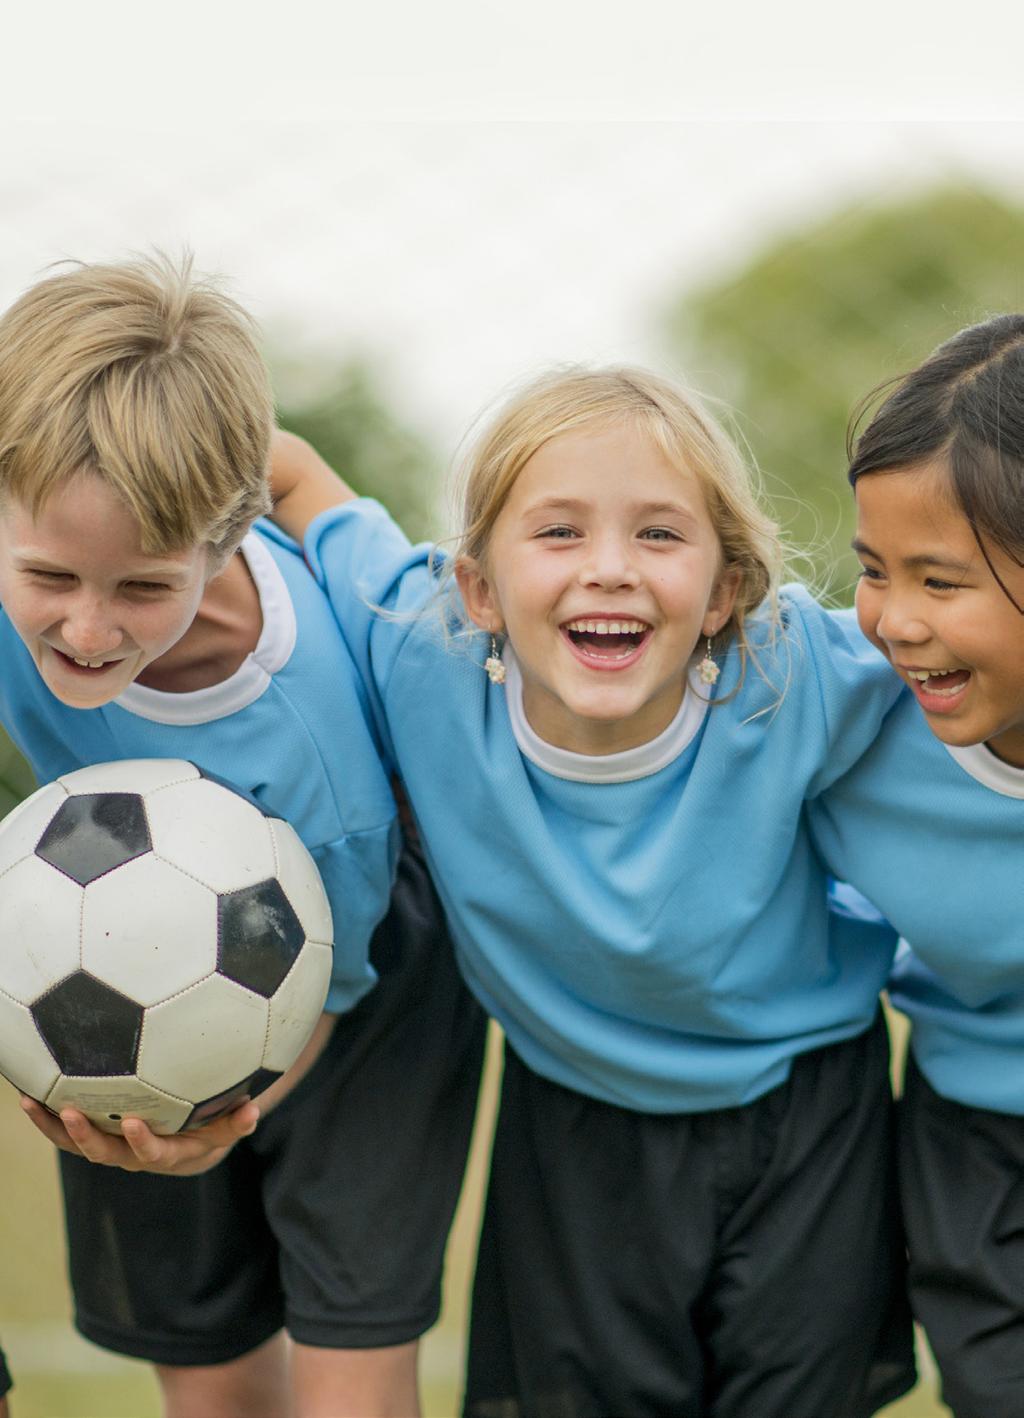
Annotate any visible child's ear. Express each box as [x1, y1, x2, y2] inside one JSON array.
[[702, 566, 741, 638], [454, 556, 504, 634]]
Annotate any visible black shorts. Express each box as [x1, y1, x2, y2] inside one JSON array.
[[0, 1342, 10, 1398], [59, 841, 487, 1365], [465, 1015, 915, 1418], [900, 1056, 1024, 1418]]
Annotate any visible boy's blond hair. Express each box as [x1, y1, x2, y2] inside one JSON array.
[[453, 365, 782, 669], [0, 253, 272, 565]]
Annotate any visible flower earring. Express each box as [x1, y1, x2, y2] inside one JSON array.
[[697, 637, 719, 686], [485, 633, 506, 685]]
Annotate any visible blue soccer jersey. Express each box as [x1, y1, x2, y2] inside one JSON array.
[[811, 692, 1024, 1114], [303, 498, 906, 1112], [0, 521, 399, 1013]]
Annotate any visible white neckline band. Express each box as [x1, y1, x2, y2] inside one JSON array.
[[943, 741, 1024, 799], [503, 646, 709, 783], [114, 532, 297, 726]]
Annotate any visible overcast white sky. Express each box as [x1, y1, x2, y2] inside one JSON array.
[[2, 2, 1022, 450]]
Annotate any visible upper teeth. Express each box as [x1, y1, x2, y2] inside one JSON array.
[[565, 620, 647, 634], [906, 668, 956, 681], [72, 657, 109, 668]]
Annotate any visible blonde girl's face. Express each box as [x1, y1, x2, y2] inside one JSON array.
[[456, 421, 739, 756], [854, 461, 1024, 768], [0, 470, 209, 710]]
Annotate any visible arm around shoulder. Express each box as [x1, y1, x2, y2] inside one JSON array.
[[269, 429, 356, 542], [783, 586, 904, 792]]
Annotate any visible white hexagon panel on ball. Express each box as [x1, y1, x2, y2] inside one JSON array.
[[82, 856, 219, 1005], [138, 973, 269, 1103], [268, 818, 334, 945], [46, 1073, 194, 1135], [264, 941, 333, 1072], [58, 758, 199, 798], [146, 779, 277, 892], [0, 854, 83, 1003], [0, 993, 62, 1102]]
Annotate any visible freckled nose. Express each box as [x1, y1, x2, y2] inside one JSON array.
[[62, 600, 123, 657]]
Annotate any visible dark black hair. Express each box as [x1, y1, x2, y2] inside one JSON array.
[[848, 314, 1024, 610]]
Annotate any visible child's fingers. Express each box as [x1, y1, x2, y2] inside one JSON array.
[[19, 1096, 87, 1155], [120, 1102, 260, 1170], [17, 1097, 258, 1174], [57, 1108, 152, 1168], [115, 1117, 219, 1172]]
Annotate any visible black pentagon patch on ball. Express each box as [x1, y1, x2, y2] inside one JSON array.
[[193, 763, 277, 818], [31, 972, 144, 1076], [184, 1067, 284, 1130], [36, 793, 151, 885], [217, 880, 304, 996]]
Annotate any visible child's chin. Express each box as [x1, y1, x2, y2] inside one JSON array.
[[44, 669, 124, 710], [918, 711, 977, 748]]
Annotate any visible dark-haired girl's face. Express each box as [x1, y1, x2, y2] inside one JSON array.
[[853, 461, 1024, 767]]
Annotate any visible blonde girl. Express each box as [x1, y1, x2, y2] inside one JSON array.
[[272, 367, 914, 1418]]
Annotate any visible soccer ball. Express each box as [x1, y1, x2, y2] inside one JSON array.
[[0, 759, 333, 1134]]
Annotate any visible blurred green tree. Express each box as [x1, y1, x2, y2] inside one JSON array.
[[666, 184, 1024, 600], [274, 359, 442, 542]]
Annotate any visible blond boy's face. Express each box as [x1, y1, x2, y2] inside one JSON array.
[[0, 470, 209, 709]]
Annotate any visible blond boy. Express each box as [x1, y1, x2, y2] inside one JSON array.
[[0, 256, 483, 1418]]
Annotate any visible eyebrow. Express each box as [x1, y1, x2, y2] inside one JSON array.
[[522, 496, 700, 524], [851, 537, 974, 574], [14, 548, 195, 581]]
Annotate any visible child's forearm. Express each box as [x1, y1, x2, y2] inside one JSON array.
[[240, 1011, 337, 1117], [269, 429, 355, 542]]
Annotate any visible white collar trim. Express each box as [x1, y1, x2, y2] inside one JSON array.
[[944, 741, 1024, 799], [114, 533, 297, 726], [503, 646, 709, 783]]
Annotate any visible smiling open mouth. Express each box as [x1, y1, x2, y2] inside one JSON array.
[[903, 666, 972, 711], [905, 667, 971, 697], [562, 618, 651, 662], [53, 649, 120, 675]]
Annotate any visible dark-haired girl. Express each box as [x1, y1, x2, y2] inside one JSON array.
[[810, 315, 1024, 1418]]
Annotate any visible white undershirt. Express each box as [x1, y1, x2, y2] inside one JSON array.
[[503, 646, 710, 784], [943, 741, 1024, 799], [114, 533, 296, 726]]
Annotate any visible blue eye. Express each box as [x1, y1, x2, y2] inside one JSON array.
[[537, 525, 579, 540], [641, 527, 682, 542]]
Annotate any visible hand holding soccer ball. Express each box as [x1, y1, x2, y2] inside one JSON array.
[[0, 759, 334, 1162]]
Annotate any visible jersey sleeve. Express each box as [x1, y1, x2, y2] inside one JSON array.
[[303, 500, 443, 766], [781, 585, 906, 797], [314, 818, 400, 1013]]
